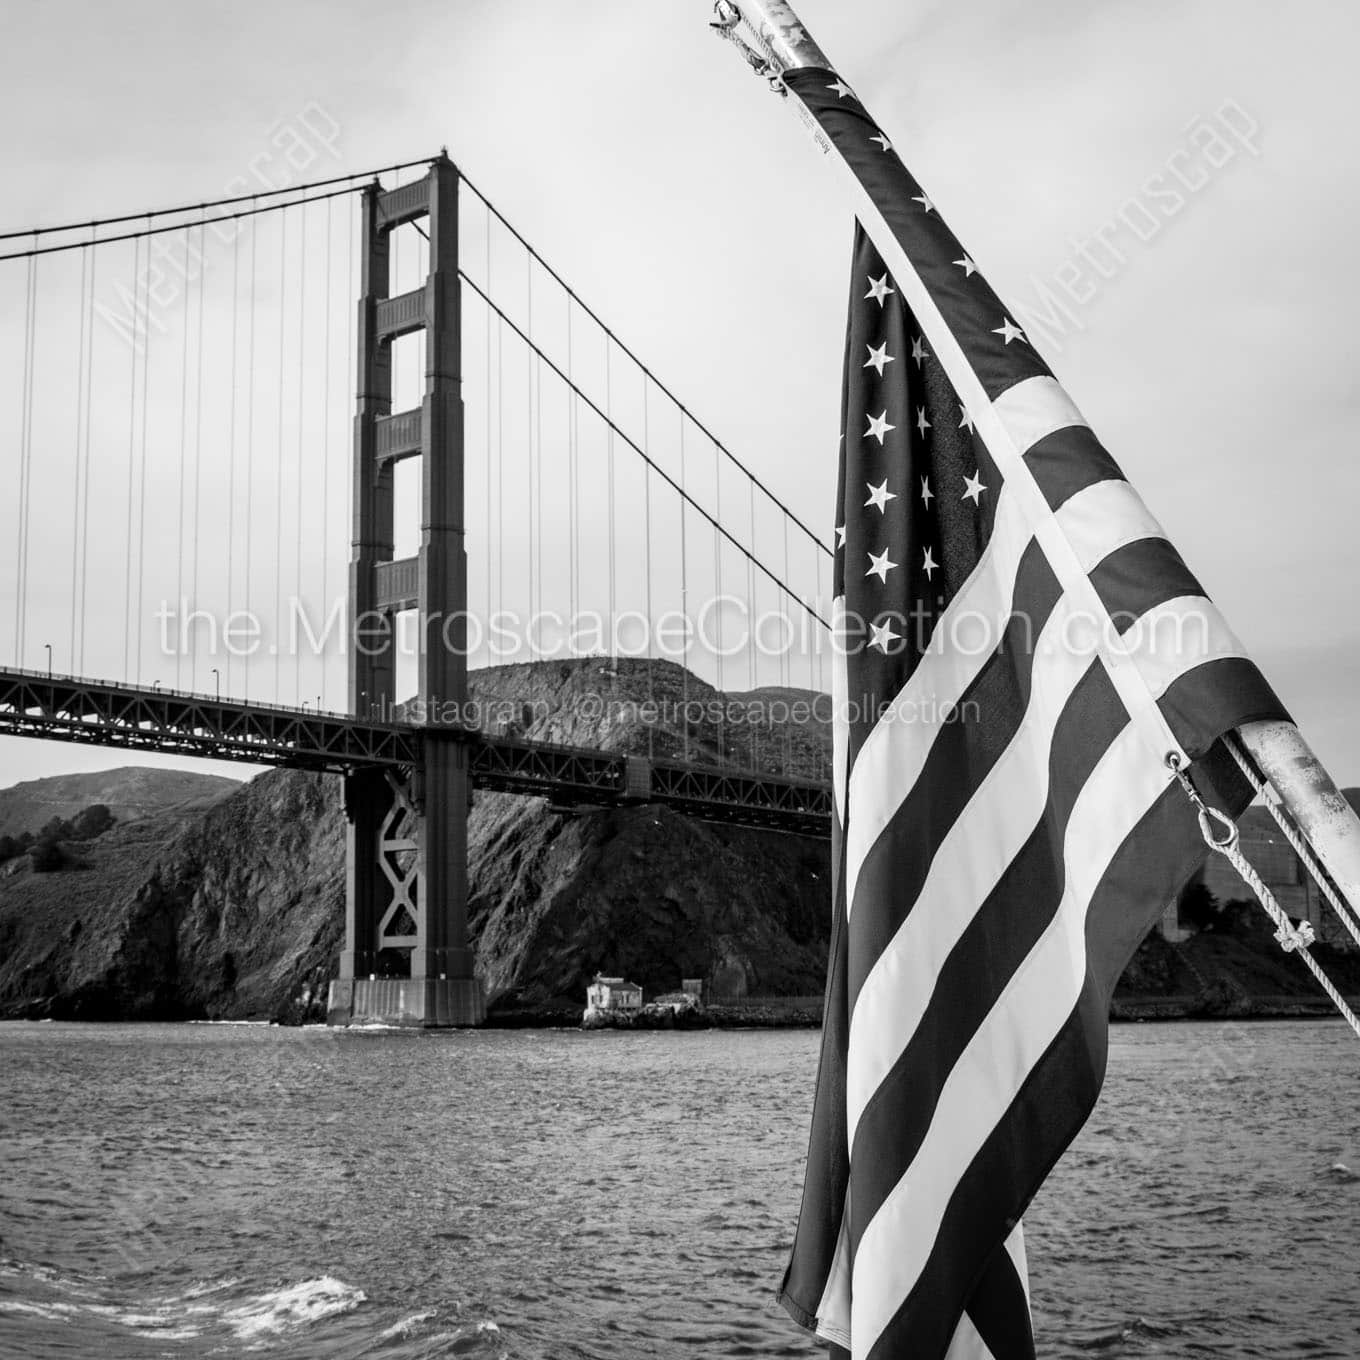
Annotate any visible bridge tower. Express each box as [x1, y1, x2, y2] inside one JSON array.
[[327, 155, 484, 1027]]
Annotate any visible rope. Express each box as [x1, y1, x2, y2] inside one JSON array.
[[1223, 734, 1360, 952], [1167, 754, 1360, 1038]]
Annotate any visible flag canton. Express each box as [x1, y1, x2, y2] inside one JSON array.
[[837, 226, 1002, 761]]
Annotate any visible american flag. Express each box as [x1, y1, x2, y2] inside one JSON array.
[[776, 70, 1290, 1359]]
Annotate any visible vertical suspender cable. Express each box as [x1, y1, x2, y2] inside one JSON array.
[[484, 200, 492, 668], [321, 195, 332, 710], [526, 255, 535, 631], [713, 435, 724, 759], [134, 217, 153, 683], [748, 481, 758, 771], [274, 209, 288, 700], [345, 193, 355, 705], [174, 227, 191, 688], [77, 236, 97, 674], [679, 407, 689, 763], [227, 211, 241, 697], [121, 235, 141, 681], [190, 213, 206, 689], [244, 201, 258, 702], [15, 244, 37, 666], [68, 246, 90, 671], [606, 337, 615, 658], [497, 313, 505, 644], [566, 297, 577, 639], [295, 201, 308, 700], [783, 513, 792, 774], [643, 373, 654, 761]]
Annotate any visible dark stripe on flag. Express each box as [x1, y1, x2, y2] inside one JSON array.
[[1089, 537, 1203, 626], [849, 662, 1125, 1254], [1023, 427, 1126, 511], [1157, 657, 1288, 762], [845, 541, 1063, 1009], [871, 770, 1260, 1359], [783, 70, 1053, 404], [867, 984, 1105, 1360], [778, 813, 851, 1332], [966, 1247, 1036, 1360]]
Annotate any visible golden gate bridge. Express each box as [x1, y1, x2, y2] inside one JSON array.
[[0, 152, 833, 1026]]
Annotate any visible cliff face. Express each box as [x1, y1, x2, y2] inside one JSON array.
[[0, 765, 239, 838], [0, 659, 831, 1021]]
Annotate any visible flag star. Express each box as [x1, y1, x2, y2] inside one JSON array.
[[868, 618, 901, 653], [910, 335, 929, 366], [864, 478, 897, 513], [958, 403, 975, 433], [912, 193, 935, 213], [916, 406, 931, 438], [865, 273, 895, 306], [962, 470, 988, 505], [922, 547, 938, 579], [866, 547, 897, 583], [870, 132, 892, 153], [827, 78, 856, 100], [865, 409, 895, 444], [994, 316, 1027, 345], [864, 340, 894, 376], [953, 255, 978, 277], [834, 523, 846, 547], [920, 476, 933, 507]]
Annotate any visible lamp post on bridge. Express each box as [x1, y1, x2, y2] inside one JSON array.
[[43, 643, 51, 679], [211, 667, 220, 700]]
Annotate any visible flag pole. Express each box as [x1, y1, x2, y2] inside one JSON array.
[[712, 0, 1360, 916]]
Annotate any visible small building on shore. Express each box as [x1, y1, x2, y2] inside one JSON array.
[[586, 975, 643, 1016]]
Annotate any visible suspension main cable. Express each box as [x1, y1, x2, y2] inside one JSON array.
[[0, 156, 438, 243], [461, 269, 825, 630], [457, 171, 831, 560]]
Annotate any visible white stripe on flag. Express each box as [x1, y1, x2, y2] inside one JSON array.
[[1057, 478, 1166, 573], [846, 591, 1091, 1139], [942, 1311, 997, 1360], [846, 585, 1233, 1145], [1004, 1221, 1030, 1305], [844, 484, 1032, 920], [843, 475, 1178, 942], [850, 722, 1171, 1350], [813, 1204, 853, 1349], [991, 375, 1086, 451]]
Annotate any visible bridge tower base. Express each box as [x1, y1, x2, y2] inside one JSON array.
[[329, 155, 484, 1028]]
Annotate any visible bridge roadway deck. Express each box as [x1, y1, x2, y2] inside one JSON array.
[[0, 668, 831, 837]]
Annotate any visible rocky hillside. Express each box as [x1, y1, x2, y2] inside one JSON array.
[[0, 765, 239, 838], [1, 661, 1356, 1025], [0, 660, 831, 1021]]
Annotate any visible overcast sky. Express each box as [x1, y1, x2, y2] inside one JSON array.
[[1, 0, 1358, 788]]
